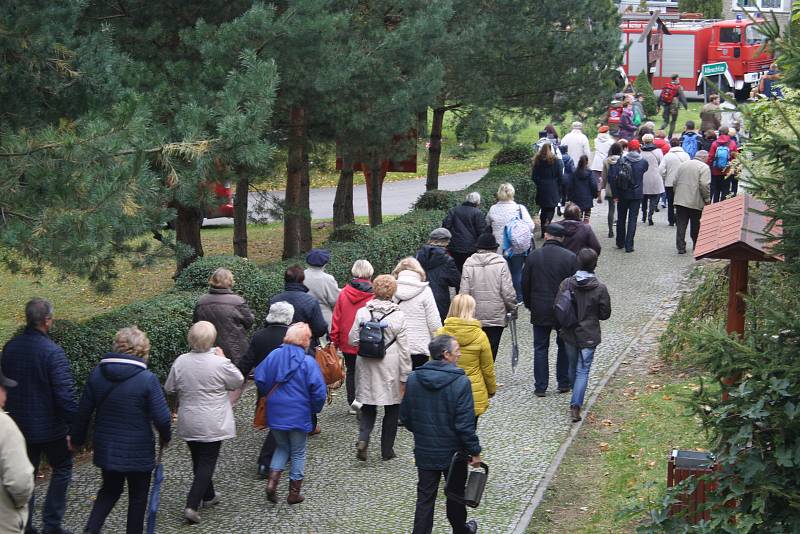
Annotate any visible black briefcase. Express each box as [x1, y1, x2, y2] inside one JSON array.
[[444, 453, 489, 508]]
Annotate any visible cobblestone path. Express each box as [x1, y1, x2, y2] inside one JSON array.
[[44, 199, 693, 533]]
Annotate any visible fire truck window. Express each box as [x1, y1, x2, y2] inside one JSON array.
[[719, 27, 742, 44], [745, 25, 766, 45]]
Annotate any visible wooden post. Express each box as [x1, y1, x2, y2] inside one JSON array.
[[726, 259, 748, 336]]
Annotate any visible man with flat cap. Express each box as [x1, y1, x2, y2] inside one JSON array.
[[304, 248, 340, 331], [522, 223, 577, 397]]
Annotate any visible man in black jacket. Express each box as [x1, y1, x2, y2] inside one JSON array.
[[269, 265, 328, 344], [442, 192, 486, 273], [522, 224, 577, 397], [416, 229, 461, 320]]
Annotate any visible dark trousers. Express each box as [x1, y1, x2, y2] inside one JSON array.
[[85, 470, 151, 534], [539, 207, 556, 237], [412, 462, 469, 534], [411, 353, 429, 370], [616, 199, 641, 252], [661, 105, 679, 138], [26, 437, 72, 532], [358, 404, 400, 458], [607, 198, 615, 234], [675, 205, 702, 253], [344, 352, 357, 405], [665, 186, 676, 225], [532, 325, 568, 392], [450, 251, 472, 274], [711, 175, 730, 203], [186, 441, 221, 510], [482, 326, 504, 362], [258, 431, 277, 468], [642, 194, 659, 222], [730, 177, 739, 196]]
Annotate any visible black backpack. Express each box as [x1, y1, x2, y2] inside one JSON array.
[[611, 157, 635, 192], [554, 278, 579, 329], [357, 310, 396, 359]]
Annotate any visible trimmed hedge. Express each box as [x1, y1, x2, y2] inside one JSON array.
[[50, 163, 535, 390], [489, 143, 533, 167]]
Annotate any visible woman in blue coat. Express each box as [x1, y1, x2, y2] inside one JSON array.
[[254, 323, 327, 506], [565, 155, 599, 222], [73, 327, 171, 534]]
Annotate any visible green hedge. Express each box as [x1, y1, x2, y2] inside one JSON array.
[[489, 143, 533, 167], [50, 163, 535, 390]]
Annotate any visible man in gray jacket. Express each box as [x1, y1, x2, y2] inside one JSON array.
[[0, 368, 34, 534], [673, 150, 711, 254]]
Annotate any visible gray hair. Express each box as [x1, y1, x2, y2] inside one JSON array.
[[351, 259, 374, 279], [694, 150, 709, 162], [466, 191, 481, 205], [429, 334, 457, 361], [266, 301, 295, 325], [188, 321, 217, 352], [25, 298, 53, 328]]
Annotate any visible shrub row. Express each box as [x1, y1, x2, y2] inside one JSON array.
[[50, 162, 536, 390]]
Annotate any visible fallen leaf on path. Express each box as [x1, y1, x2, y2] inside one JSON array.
[[599, 442, 610, 452], [601, 419, 613, 426], [663, 395, 673, 400]]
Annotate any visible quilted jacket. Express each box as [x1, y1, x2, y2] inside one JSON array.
[[193, 288, 254, 364]]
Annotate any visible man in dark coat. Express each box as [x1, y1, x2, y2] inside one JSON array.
[[522, 224, 577, 397], [269, 265, 328, 344], [1, 298, 77, 534], [416, 229, 461, 320], [611, 139, 648, 253], [561, 203, 601, 256], [401, 335, 481, 534], [442, 192, 486, 273]]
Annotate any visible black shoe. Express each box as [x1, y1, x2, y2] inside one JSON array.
[[557, 387, 571, 394], [654, 206, 660, 212], [382, 450, 397, 461], [608, 230, 614, 238], [648, 219, 654, 226], [615, 244, 624, 249], [465, 520, 478, 534], [356, 440, 368, 461], [257, 464, 268, 480], [669, 222, 675, 227], [534, 390, 546, 398], [678, 249, 687, 254], [626, 248, 634, 253]]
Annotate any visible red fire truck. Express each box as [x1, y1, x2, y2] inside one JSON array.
[[620, 15, 774, 99]]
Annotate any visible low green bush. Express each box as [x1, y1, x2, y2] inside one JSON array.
[[489, 143, 533, 167], [413, 189, 459, 211], [328, 224, 372, 243]]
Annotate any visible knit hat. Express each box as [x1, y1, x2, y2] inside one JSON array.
[[598, 125, 609, 133], [545, 223, 567, 238], [429, 227, 452, 241], [628, 139, 641, 151], [475, 232, 499, 250], [306, 248, 331, 267]]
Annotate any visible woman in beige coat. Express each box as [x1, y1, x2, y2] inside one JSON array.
[[0, 372, 34, 534], [392, 257, 442, 370], [348, 275, 411, 462], [460, 232, 517, 360]]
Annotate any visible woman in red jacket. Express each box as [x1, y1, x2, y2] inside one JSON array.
[[330, 260, 375, 413]]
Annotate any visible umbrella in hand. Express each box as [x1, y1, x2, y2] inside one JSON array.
[[146, 445, 165, 534], [507, 306, 520, 374]]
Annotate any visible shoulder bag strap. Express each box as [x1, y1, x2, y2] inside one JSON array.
[[96, 368, 145, 410]]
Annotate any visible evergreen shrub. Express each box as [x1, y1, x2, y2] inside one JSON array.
[[489, 143, 533, 167], [633, 70, 659, 117]]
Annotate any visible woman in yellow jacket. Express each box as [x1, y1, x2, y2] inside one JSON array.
[[436, 294, 497, 419]]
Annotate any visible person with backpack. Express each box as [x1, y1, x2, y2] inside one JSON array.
[[659, 74, 688, 138], [610, 139, 648, 253], [564, 155, 598, 223], [416, 228, 462, 320], [707, 126, 739, 203], [659, 137, 691, 227], [556, 249, 611, 423], [699, 94, 722, 133], [631, 93, 646, 128], [558, 145, 575, 215], [600, 142, 625, 238], [679, 120, 701, 159], [640, 134, 664, 226], [531, 144, 562, 237], [486, 183, 534, 303], [72, 327, 171, 534], [348, 275, 411, 462], [442, 191, 486, 273], [673, 150, 711, 254], [392, 257, 442, 370]]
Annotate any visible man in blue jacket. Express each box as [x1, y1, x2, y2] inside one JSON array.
[[401, 335, 481, 534], [1, 298, 77, 534]]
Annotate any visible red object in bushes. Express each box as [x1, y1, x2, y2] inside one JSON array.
[[667, 449, 716, 524], [207, 181, 234, 219]]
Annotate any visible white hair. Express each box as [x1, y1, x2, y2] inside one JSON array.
[[466, 191, 481, 205], [266, 301, 294, 325], [351, 259, 374, 279]]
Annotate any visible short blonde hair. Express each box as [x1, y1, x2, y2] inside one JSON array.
[[372, 274, 397, 300], [351, 259, 374, 280], [283, 322, 312, 349], [112, 327, 151, 360], [642, 133, 655, 144], [188, 321, 217, 352], [447, 294, 476, 320], [392, 257, 426, 281], [497, 183, 515, 201], [209, 268, 234, 289]]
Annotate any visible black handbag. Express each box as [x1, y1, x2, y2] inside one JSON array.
[[444, 452, 489, 508]]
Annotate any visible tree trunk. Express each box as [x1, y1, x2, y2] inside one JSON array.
[[333, 155, 355, 228], [233, 173, 248, 258], [366, 160, 386, 227], [174, 203, 204, 276], [283, 106, 305, 259], [299, 147, 312, 251], [426, 107, 446, 191]]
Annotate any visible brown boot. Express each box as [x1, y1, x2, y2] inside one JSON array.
[[287, 479, 305, 505], [570, 405, 582, 423], [266, 470, 282, 503]]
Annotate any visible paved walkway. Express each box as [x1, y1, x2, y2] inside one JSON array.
[[42, 199, 693, 533]]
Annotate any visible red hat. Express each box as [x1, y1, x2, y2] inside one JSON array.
[[598, 125, 609, 133], [628, 139, 641, 150]]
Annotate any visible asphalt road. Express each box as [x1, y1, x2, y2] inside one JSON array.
[[203, 169, 487, 226]]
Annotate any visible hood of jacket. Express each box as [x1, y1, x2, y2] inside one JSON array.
[[595, 133, 611, 144], [607, 154, 621, 165], [366, 298, 399, 315], [415, 360, 466, 391], [717, 134, 732, 144], [341, 281, 373, 307], [284, 282, 309, 293], [560, 219, 584, 238], [395, 271, 429, 301], [573, 271, 601, 291], [99, 352, 148, 382], [682, 130, 698, 138], [625, 151, 643, 163], [641, 143, 658, 152], [349, 278, 373, 293], [468, 251, 506, 268], [209, 287, 234, 295], [271, 343, 307, 383], [442, 317, 485, 346], [668, 147, 687, 156], [417, 244, 451, 270], [461, 201, 478, 209]]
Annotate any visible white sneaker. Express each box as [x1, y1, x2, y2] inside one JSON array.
[[348, 408, 357, 415], [185, 508, 201, 524]]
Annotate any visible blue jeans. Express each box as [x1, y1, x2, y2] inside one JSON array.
[[532, 325, 568, 392], [270, 430, 308, 481], [565, 343, 596, 408], [616, 199, 641, 252], [506, 254, 525, 303], [27, 437, 73, 532]]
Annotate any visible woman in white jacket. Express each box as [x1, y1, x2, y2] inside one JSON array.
[[590, 126, 614, 192], [486, 182, 534, 303], [391, 257, 442, 369]]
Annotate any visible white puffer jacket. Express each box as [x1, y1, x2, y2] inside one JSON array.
[[393, 271, 442, 355], [591, 133, 614, 172]]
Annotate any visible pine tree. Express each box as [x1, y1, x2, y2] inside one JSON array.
[[633, 69, 659, 117]]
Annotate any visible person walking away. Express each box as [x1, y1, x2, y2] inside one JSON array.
[[699, 94, 722, 133], [522, 223, 577, 397], [0, 369, 34, 534], [392, 257, 442, 370], [640, 134, 664, 225], [591, 125, 613, 189], [561, 203, 601, 256], [1, 298, 76, 534], [401, 335, 482, 534], [486, 183, 534, 302], [679, 121, 701, 159], [610, 139, 648, 253], [707, 126, 739, 203], [631, 93, 646, 128], [442, 192, 486, 273], [269, 265, 328, 345], [72, 327, 171, 534], [348, 275, 411, 461], [254, 323, 327, 505], [673, 150, 711, 254], [330, 260, 375, 411], [700, 129, 716, 153], [557, 145, 575, 216], [659, 137, 691, 227], [531, 144, 561, 236], [416, 229, 461, 321], [164, 321, 244, 525], [560, 121, 591, 164], [460, 233, 517, 361], [653, 130, 670, 155], [436, 295, 496, 421], [237, 301, 295, 479], [303, 249, 340, 331], [659, 74, 688, 138], [564, 155, 598, 223], [618, 100, 637, 141], [600, 142, 625, 239], [559, 249, 611, 423], [720, 92, 743, 131]]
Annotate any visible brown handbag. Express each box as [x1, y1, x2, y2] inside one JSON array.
[[315, 343, 345, 388], [252, 383, 280, 430]]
